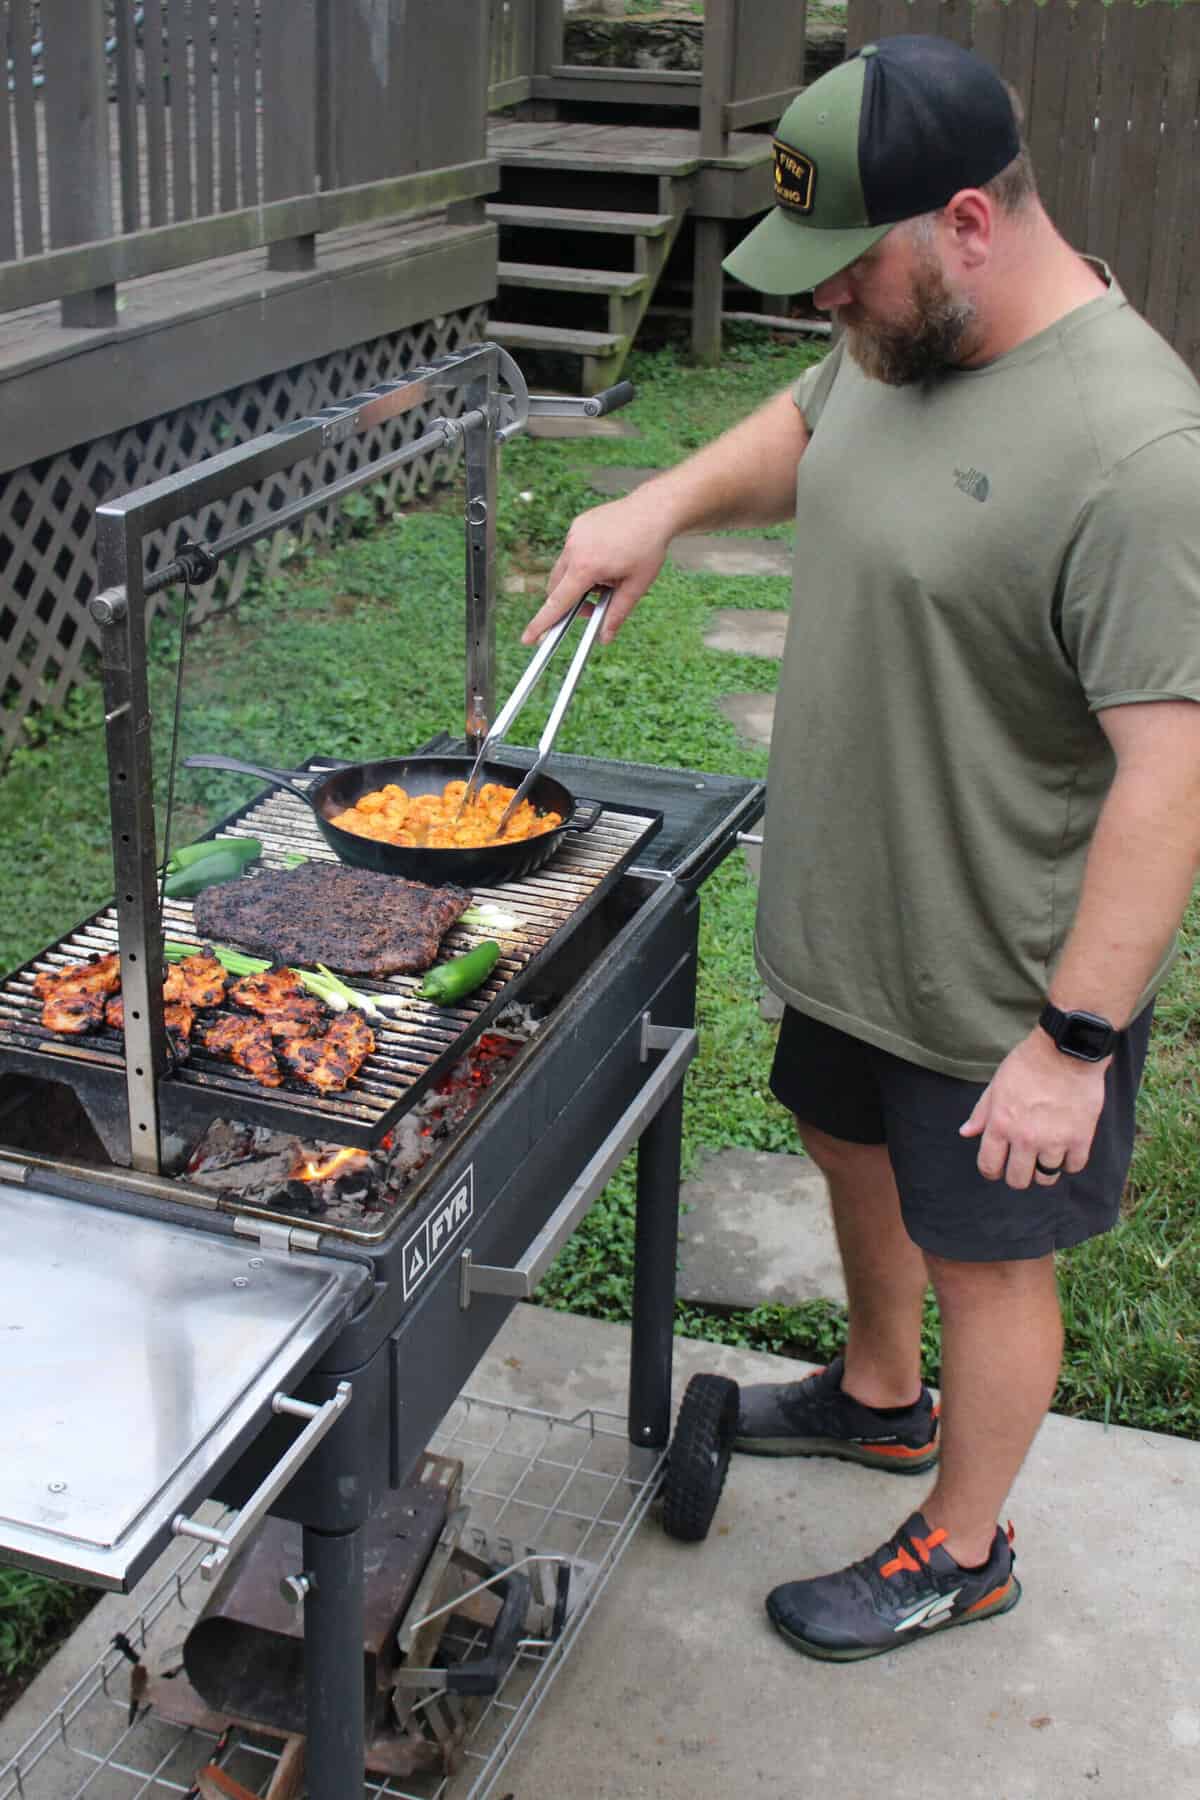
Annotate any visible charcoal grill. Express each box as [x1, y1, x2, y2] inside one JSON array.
[[0, 343, 763, 1798]]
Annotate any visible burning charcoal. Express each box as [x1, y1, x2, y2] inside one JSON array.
[[283, 1177, 330, 1216]]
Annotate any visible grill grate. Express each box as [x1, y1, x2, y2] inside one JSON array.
[[0, 770, 659, 1149]]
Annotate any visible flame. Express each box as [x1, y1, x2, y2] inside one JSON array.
[[295, 1145, 369, 1184]]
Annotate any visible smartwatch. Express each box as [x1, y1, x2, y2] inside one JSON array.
[[1038, 1001, 1119, 1062]]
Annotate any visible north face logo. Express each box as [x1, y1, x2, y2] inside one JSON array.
[[953, 466, 991, 502]]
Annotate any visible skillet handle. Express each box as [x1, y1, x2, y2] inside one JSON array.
[[183, 754, 318, 809], [565, 799, 603, 835]]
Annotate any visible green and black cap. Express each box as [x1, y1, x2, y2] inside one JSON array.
[[724, 35, 1020, 296]]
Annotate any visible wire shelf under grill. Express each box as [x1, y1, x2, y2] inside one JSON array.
[[0, 771, 660, 1151], [0, 1397, 664, 1800]]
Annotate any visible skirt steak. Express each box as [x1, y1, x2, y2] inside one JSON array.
[[193, 863, 472, 975]]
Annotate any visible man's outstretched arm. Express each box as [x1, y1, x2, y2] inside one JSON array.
[[522, 386, 810, 645]]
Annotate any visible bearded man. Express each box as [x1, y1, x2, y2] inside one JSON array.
[[523, 34, 1200, 1661]]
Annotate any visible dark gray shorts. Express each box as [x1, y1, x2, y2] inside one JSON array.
[[769, 1006, 1154, 1262]]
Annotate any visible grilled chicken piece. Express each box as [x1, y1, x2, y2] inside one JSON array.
[[42, 991, 107, 1035], [280, 1011, 375, 1094], [104, 994, 196, 1041], [33, 952, 121, 1004], [198, 1014, 282, 1087], [170, 953, 227, 1009], [229, 968, 326, 1039], [36, 952, 122, 1034]]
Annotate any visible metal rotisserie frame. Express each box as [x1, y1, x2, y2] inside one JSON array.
[[0, 347, 767, 1799]]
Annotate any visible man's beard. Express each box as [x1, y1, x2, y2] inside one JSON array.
[[839, 254, 977, 386]]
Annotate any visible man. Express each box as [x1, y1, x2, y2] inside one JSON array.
[[523, 34, 1200, 1661]]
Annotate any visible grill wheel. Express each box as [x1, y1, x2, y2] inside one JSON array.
[[660, 1373, 739, 1543]]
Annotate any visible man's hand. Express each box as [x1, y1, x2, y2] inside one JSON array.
[[959, 1027, 1108, 1189], [521, 489, 674, 647]]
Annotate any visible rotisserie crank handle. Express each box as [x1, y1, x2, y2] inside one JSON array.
[[587, 379, 635, 416]]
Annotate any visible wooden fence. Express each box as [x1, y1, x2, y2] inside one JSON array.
[[0, 0, 495, 326], [846, 0, 1200, 374]]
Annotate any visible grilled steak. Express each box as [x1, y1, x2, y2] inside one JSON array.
[[194, 864, 472, 976]]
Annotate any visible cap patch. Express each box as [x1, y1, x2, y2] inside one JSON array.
[[774, 140, 816, 216]]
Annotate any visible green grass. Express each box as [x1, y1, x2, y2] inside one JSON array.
[[0, 1567, 94, 1682], [0, 322, 1196, 1684]]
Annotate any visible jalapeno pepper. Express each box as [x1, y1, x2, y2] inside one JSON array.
[[416, 940, 501, 1005], [163, 843, 260, 898], [166, 836, 262, 874]]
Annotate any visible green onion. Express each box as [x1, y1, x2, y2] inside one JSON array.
[[165, 940, 397, 1019], [461, 903, 520, 933]]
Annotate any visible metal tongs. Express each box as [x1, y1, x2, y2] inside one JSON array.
[[458, 587, 612, 834]]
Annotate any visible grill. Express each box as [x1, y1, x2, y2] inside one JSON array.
[[0, 346, 764, 1800], [0, 767, 660, 1158]]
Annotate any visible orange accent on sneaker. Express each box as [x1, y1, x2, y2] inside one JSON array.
[[866, 1439, 938, 1461], [881, 1527, 948, 1578], [964, 1576, 1015, 1617]]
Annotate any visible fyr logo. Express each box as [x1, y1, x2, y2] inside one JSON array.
[[402, 1167, 474, 1299]]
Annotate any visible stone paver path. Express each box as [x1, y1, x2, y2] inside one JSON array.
[[702, 608, 789, 659], [717, 691, 775, 748], [677, 1148, 843, 1308], [585, 465, 658, 497], [670, 534, 793, 578]]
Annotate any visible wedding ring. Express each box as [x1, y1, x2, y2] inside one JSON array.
[[1035, 1156, 1065, 1176]]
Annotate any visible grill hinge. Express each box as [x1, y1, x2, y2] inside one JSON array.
[[0, 1155, 29, 1185], [233, 1215, 323, 1255]]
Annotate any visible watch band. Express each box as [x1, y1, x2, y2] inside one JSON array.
[[1038, 1001, 1118, 1062]]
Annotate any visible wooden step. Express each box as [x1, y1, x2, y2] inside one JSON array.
[[487, 321, 625, 355], [487, 203, 675, 237], [497, 262, 648, 297]]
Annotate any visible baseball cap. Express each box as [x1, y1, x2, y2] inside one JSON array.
[[723, 35, 1021, 296]]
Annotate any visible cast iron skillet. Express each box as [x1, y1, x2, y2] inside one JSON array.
[[184, 753, 603, 886]]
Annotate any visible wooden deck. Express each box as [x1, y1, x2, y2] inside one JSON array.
[[0, 215, 496, 475], [487, 119, 775, 178]]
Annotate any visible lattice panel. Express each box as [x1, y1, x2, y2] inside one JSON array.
[[0, 304, 487, 758]]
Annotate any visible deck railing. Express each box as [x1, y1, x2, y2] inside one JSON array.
[[0, 0, 496, 326], [487, 0, 807, 150]]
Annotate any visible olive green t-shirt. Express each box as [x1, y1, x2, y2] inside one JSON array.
[[756, 282, 1200, 1080]]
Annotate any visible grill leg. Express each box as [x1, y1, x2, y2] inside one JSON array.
[[627, 1077, 684, 1451], [302, 1522, 366, 1797]]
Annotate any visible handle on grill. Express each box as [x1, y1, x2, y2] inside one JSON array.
[[459, 1021, 698, 1307], [183, 754, 320, 811], [171, 1382, 352, 1580], [564, 799, 603, 835]]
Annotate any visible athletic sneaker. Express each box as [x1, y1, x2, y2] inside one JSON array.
[[766, 1511, 1020, 1662], [734, 1354, 939, 1473]]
